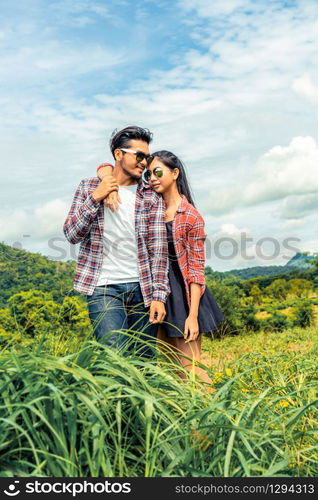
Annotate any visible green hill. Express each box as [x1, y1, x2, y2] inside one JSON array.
[[0, 243, 317, 310], [221, 252, 317, 280], [285, 251, 318, 269], [0, 242, 76, 308]]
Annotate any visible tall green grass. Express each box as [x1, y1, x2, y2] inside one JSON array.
[[0, 327, 317, 477]]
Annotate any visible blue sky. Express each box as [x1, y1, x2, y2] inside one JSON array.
[[1, 0, 318, 271]]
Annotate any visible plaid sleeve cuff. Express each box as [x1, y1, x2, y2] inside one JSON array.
[[152, 289, 169, 303], [188, 274, 206, 285], [81, 192, 101, 217]]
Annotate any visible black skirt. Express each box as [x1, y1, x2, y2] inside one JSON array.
[[163, 220, 225, 338]]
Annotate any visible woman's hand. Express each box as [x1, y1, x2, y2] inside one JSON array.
[[184, 314, 199, 342], [104, 190, 121, 212], [96, 165, 121, 212]]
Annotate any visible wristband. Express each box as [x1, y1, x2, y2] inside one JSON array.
[[97, 163, 114, 172]]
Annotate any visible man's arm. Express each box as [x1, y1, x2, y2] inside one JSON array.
[[63, 177, 118, 244], [147, 196, 171, 304], [63, 180, 100, 244]]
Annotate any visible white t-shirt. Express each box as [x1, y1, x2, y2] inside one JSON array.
[[96, 183, 140, 285]]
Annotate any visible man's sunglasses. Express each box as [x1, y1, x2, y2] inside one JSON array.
[[119, 148, 154, 164], [144, 167, 164, 182]]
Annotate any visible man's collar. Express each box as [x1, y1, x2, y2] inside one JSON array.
[[138, 178, 152, 193], [137, 183, 189, 209]]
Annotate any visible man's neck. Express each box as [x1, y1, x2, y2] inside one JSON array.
[[112, 164, 138, 186]]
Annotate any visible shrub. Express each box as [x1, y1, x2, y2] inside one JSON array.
[[207, 280, 244, 336], [8, 290, 61, 336], [0, 308, 16, 333], [265, 311, 290, 332], [241, 305, 261, 332]]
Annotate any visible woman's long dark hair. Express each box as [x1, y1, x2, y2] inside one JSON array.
[[151, 150, 196, 207]]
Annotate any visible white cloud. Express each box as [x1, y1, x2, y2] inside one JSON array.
[[218, 223, 249, 237], [293, 73, 318, 105], [204, 221, 297, 270], [0, 43, 126, 86], [280, 193, 318, 219], [246, 136, 318, 201], [206, 136, 318, 215], [282, 218, 306, 230], [0, 200, 69, 241]]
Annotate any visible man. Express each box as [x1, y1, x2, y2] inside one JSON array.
[[63, 126, 170, 357]]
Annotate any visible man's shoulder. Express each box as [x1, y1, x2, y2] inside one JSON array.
[[139, 182, 162, 205]]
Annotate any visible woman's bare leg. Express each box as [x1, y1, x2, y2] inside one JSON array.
[[172, 336, 212, 385], [157, 327, 213, 388], [156, 325, 181, 367]]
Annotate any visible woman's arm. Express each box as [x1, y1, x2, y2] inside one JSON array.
[[189, 283, 201, 317], [97, 163, 114, 179], [184, 283, 201, 342], [187, 214, 206, 292], [96, 164, 121, 212]]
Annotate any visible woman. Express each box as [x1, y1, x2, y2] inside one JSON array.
[[96, 151, 224, 385]]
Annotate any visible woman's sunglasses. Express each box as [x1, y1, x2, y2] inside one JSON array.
[[144, 167, 164, 182], [119, 148, 154, 164]]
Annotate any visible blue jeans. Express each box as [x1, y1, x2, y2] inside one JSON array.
[[86, 282, 157, 358]]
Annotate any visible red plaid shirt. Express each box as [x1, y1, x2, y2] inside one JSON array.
[[63, 177, 170, 307], [171, 195, 206, 307]]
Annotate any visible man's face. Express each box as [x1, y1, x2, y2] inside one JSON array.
[[115, 139, 150, 180]]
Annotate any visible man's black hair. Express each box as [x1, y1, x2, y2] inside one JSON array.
[[110, 126, 153, 158]]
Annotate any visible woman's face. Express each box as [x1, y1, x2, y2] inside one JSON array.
[[146, 158, 178, 194]]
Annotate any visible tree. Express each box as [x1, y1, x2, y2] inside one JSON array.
[[249, 284, 262, 305], [288, 279, 313, 298], [264, 279, 289, 300], [293, 301, 315, 328]]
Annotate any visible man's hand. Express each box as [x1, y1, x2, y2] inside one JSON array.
[[92, 176, 119, 202], [104, 190, 122, 212], [149, 301, 166, 324], [184, 314, 199, 343]]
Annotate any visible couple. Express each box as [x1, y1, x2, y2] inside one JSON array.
[[63, 126, 224, 383]]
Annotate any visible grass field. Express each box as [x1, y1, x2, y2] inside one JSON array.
[[0, 325, 317, 477]]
